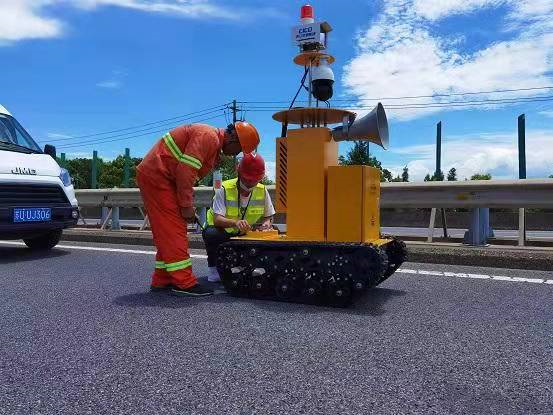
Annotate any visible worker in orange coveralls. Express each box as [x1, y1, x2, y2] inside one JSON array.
[[136, 121, 260, 297]]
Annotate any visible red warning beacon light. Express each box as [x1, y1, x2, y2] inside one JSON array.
[[300, 4, 315, 23]]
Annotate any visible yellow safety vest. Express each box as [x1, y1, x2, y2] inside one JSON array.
[[206, 178, 266, 234]]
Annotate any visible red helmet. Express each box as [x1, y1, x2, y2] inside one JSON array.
[[237, 153, 265, 183]]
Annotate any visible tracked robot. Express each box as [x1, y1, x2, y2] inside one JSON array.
[[216, 5, 407, 307]]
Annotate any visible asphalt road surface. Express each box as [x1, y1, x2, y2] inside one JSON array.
[[1, 240, 552, 415]]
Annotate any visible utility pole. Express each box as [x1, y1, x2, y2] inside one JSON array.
[[518, 114, 526, 180], [435, 121, 448, 238], [435, 121, 442, 179], [91, 150, 98, 189], [230, 99, 239, 166], [123, 148, 130, 187], [518, 114, 526, 245], [231, 99, 238, 123]]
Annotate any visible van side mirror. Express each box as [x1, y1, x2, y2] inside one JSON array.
[[44, 144, 57, 159]]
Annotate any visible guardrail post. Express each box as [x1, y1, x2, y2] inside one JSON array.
[[111, 207, 121, 230], [101, 207, 109, 228], [464, 208, 489, 246], [427, 208, 436, 242], [518, 208, 526, 246], [481, 208, 494, 239], [196, 207, 207, 233]]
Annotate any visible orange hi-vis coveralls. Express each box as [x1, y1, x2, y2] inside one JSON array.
[[136, 124, 225, 289]]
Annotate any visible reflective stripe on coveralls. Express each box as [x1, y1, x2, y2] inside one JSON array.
[[155, 259, 192, 271], [206, 178, 266, 234], [163, 133, 202, 169]]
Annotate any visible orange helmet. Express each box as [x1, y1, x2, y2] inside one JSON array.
[[234, 121, 260, 154], [238, 153, 265, 183]]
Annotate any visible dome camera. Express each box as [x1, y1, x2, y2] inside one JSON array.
[[310, 59, 334, 101]]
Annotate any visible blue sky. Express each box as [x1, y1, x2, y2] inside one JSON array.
[[2, 0, 552, 181]]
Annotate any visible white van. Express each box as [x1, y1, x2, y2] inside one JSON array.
[[0, 104, 78, 250]]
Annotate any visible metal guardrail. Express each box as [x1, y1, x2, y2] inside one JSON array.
[[74, 179, 553, 245], [381, 179, 553, 209], [76, 179, 553, 209]]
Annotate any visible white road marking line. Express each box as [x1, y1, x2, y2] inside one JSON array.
[[397, 268, 551, 285], [2, 241, 551, 284], [0, 241, 208, 259]]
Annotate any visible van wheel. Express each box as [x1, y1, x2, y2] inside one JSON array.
[[23, 230, 62, 250]]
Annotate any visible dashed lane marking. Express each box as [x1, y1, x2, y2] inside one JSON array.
[[397, 268, 553, 285], [0, 241, 208, 259], [2, 241, 551, 284]]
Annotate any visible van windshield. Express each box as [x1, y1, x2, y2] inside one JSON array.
[[0, 113, 42, 153]]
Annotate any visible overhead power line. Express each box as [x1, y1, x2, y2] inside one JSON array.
[[43, 103, 230, 143], [52, 107, 225, 147], [245, 95, 553, 112], [57, 112, 226, 150], [237, 86, 553, 104]]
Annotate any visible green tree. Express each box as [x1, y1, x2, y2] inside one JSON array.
[[401, 166, 409, 182], [339, 141, 393, 182], [424, 173, 432, 182], [470, 173, 492, 180], [98, 156, 124, 188], [433, 170, 444, 181], [447, 167, 457, 181], [64, 157, 105, 189], [549, 174, 553, 178], [382, 169, 393, 182], [197, 154, 238, 186], [61, 154, 142, 189], [338, 141, 381, 167]]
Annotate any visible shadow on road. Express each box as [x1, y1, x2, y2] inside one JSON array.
[[198, 286, 407, 316], [113, 291, 198, 309], [114, 276, 407, 315], [249, 287, 407, 316], [0, 247, 71, 264]]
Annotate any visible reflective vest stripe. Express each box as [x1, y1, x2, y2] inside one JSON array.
[[155, 261, 166, 269], [247, 200, 265, 207], [165, 258, 192, 272], [163, 133, 202, 170], [206, 178, 266, 233], [223, 200, 264, 208]]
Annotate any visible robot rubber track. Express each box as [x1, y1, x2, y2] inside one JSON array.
[[216, 237, 407, 308]]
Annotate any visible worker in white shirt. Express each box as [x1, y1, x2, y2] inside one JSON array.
[[203, 153, 275, 282]]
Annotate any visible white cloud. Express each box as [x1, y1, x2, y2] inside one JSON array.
[[0, 1, 279, 44], [342, 0, 553, 121], [71, 0, 240, 19], [0, 1, 63, 44], [265, 160, 276, 182], [539, 110, 553, 118], [96, 68, 126, 89], [96, 80, 122, 89], [47, 132, 73, 138], [389, 129, 553, 180], [64, 151, 93, 158], [413, 0, 505, 20]]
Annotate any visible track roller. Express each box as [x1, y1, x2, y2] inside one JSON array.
[[216, 239, 405, 307]]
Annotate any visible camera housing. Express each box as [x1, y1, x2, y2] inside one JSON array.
[[310, 59, 334, 101]]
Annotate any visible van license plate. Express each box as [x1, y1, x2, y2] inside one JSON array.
[[13, 208, 52, 223]]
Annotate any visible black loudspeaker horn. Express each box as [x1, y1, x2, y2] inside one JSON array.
[[331, 102, 389, 149]]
